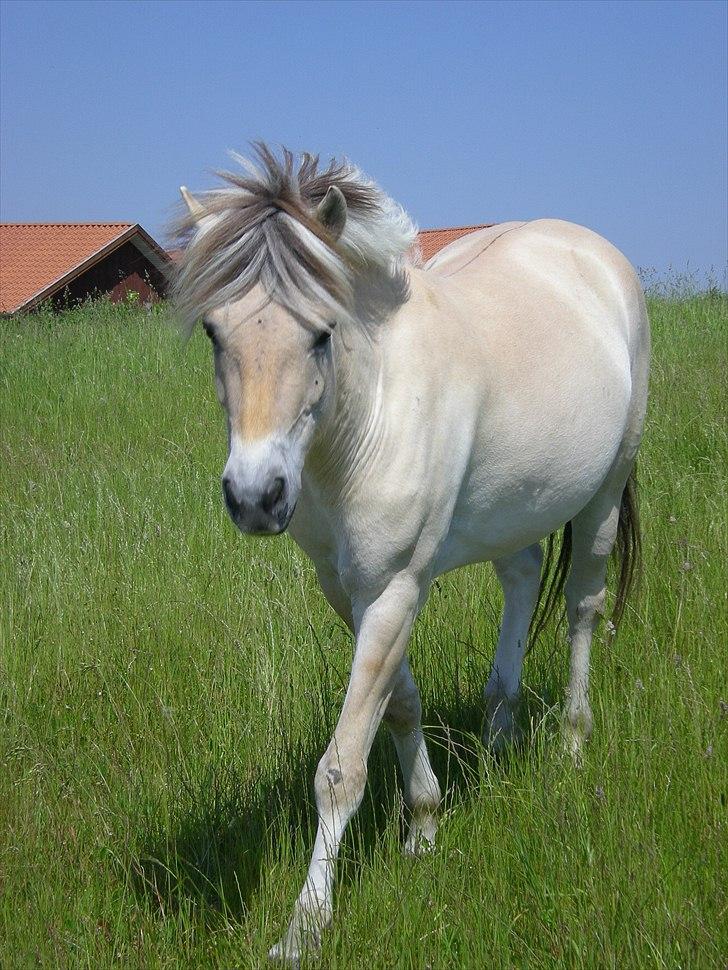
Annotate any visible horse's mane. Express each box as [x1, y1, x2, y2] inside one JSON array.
[[171, 143, 418, 331]]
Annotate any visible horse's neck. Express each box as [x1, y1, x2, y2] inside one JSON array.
[[306, 320, 383, 495]]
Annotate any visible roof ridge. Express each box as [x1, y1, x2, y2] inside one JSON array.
[[1, 221, 135, 228], [419, 223, 491, 234]]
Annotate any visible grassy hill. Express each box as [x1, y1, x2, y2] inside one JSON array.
[[1, 290, 726, 967]]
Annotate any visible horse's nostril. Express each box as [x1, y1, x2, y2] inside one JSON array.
[[261, 476, 285, 514], [222, 475, 237, 510]]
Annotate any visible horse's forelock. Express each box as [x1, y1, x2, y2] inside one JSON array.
[[171, 143, 416, 331]]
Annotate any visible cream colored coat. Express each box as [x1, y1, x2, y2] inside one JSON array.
[[189, 205, 649, 963]]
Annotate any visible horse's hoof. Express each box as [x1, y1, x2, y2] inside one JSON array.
[[483, 724, 522, 756], [483, 703, 524, 758], [403, 830, 436, 857], [561, 704, 593, 766], [403, 804, 438, 856], [269, 908, 324, 966], [483, 694, 523, 756], [561, 723, 587, 767], [268, 941, 300, 966]]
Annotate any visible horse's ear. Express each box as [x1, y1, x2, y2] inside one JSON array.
[[180, 185, 204, 220], [316, 186, 347, 240]]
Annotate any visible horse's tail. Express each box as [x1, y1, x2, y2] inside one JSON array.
[[529, 463, 641, 645], [528, 522, 572, 648], [612, 463, 641, 629]]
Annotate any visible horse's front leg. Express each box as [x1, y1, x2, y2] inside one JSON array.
[[269, 571, 422, 964]]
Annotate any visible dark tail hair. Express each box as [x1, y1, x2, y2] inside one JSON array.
[[612, 465, 641, 628], [529, 464, 641, 645]]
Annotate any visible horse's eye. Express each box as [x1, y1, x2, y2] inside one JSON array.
[[202, 320, 218, 345], [312, 330, 332, 352]]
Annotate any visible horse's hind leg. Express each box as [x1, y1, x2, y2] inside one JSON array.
[[483, 543, 543, 753], [563, 482, 625, 761], [384, 658, 441, 854]]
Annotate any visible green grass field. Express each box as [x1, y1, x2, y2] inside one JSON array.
[[1, 291, 726, 968]]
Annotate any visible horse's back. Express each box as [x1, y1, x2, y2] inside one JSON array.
[[424, 222, 527, 277], [425, 218, 648, 358]]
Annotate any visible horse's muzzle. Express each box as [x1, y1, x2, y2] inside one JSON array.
[[222, 473, 293, 535]]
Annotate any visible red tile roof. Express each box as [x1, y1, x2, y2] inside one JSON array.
[[0, 223, 170, 313], [417, 224, 493, 262], [0, 222, 490, 314]]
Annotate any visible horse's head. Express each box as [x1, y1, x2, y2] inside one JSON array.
[[179, 180, 347, 535], [173, 145, 416, 536], [201, 289, 336, 535]]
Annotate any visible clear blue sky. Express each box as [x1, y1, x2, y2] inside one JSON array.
[[1, 0, 726, 279]]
